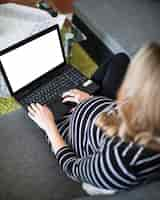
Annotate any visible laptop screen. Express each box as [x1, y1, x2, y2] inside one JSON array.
[[0, 28, 64, 93]]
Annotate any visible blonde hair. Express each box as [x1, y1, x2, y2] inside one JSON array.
[[96, 42, 160, 151]]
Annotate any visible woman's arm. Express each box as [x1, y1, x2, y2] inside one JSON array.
[[55, 137, 138, 189], [27, 88, 92, 152]]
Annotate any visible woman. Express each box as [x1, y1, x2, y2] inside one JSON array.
[[28, 42, 160, 195]]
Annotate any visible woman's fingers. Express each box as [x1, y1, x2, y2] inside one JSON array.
[[62, 96, 79, 104], [62, 88, 91, 104], [28, 112, 39, 124], [31, 103, 40, 112], [62, 89, 80, 98], [28, 112, 36, 121], [28, 103, 43, 116], [62, 89, 82, 103], [28, 112, 44, 130], [28, 105, 36, 116], [36, 103, 43, 111], [27, 103, 55, 132], [62, 91, 74, 98]]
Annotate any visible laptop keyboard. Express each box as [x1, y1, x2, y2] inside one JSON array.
[[21, 67, 87, 105]]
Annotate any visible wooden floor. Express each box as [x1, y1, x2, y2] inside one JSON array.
[[52, 0, 75, 13], [0, 0, 75, 13], [0, 0, 37, 6]]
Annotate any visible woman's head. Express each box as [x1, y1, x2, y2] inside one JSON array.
[[118, 42, 160, 101], [96, 42, 160, 151], [118, 42, 160, 135]]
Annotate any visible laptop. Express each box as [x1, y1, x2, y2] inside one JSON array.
[[0, 25, 99, 120]]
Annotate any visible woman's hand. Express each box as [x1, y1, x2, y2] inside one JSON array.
[[28, 103, 56, 132], [28, 103, 66, 154], [62, 89, 92, 104]]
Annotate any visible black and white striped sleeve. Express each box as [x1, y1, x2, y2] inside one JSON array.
[[55, 137, 141, 190], [117, 139, 160, 181], [132, 148, 160, 178]]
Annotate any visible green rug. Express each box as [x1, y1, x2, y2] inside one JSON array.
[[0, 97, 20, 115], [0, 28, 97, 115]]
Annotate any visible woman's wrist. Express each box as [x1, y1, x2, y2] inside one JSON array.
[[46, 124, 66, 154], [45, 120, 57, 133]]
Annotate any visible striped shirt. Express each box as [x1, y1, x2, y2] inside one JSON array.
[[55, 96, 160, 190]]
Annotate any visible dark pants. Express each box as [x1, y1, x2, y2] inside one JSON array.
[[92, 53, 130, 99]]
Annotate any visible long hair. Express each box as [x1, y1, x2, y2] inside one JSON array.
[[96, 42, 160, 151]]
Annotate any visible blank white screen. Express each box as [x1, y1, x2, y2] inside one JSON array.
[[0, 29, 64, 92]]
